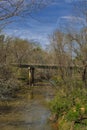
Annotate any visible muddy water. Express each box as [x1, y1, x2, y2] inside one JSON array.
[[0, 84, 55, 130]]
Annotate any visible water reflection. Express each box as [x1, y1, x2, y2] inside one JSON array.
[[0, 84, 55, 130]]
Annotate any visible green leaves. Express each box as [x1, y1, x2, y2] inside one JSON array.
[[50, 80, 87, 129]]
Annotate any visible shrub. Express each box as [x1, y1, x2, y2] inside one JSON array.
[[50, 80, 87, 129]]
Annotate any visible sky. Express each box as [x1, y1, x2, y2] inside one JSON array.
[[3, 0, 85, 47]]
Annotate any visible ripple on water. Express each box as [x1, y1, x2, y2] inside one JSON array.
[[0, 85, 55, 130]]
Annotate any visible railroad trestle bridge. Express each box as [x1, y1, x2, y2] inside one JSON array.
[[12, 63, 83, 86]]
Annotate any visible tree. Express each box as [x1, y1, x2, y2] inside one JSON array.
[[11, 38, 32, 64], [50, 30, 71, 82], [0, 0, 53, 29], [54, 1, 87, 86]]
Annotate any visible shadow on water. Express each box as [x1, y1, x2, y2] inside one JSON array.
[[0, 83, 55, 130]]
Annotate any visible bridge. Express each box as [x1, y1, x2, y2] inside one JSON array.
[[12, 63, 83, 87], [12, 63, 83, 69]]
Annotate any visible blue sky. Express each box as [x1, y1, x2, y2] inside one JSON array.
[[3, 0, 85, 46]]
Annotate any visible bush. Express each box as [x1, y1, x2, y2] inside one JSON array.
[[50, 81, 87, 129], [0, 78, 21, 99]]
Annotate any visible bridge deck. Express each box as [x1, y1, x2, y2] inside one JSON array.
[[11, 63, 82, 69]]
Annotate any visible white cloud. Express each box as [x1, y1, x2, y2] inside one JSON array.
[[65, 0, 84, 3], [55, 15, 86, 28], [61, 16, 85, 22]]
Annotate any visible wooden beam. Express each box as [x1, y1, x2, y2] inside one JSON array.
[[11, 63, 83, 69]]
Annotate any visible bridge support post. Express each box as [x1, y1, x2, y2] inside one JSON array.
[[31, 67, 35, 86], [28, 67, 31, 88], [28, 67, 35, 88]]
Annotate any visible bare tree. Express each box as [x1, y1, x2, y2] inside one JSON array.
[[0, 0, 53, 29], [50, 30, 71, 65], [50, 30, 71, 82]]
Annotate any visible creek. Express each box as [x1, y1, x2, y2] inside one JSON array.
[[0, 83, 55, 130]]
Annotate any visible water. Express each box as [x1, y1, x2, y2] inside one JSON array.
[[0, 84, 55, 130]]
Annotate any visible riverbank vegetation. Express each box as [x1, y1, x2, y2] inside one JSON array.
[[50, 77, 87, 130]]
